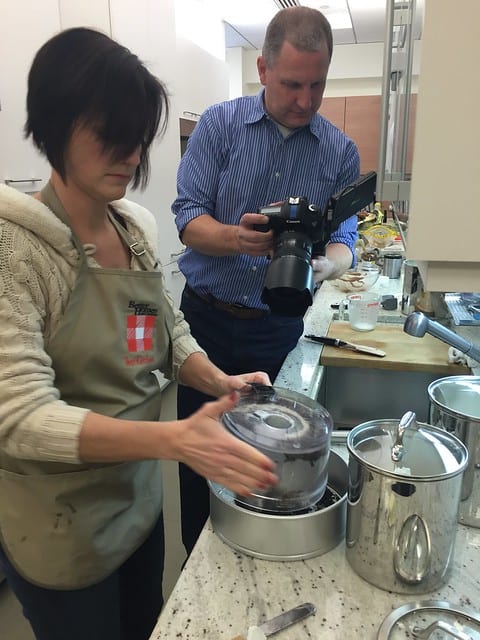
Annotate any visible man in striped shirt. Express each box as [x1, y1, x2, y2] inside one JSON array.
[[172, 6, 360, 554]]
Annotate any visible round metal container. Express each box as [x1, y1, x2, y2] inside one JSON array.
[[221, 386, 332, 513], [428, 375, 480, 528], [209, 451, 348, 561], [346, 414, 468, 594]]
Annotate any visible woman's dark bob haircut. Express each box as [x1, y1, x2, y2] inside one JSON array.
[[25, 27, 169, 189]]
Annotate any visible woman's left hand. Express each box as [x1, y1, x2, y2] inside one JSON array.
[[178, 352, 272, 400], [219, 371, 271, 397]]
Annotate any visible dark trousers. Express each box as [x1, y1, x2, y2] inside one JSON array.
[[178, 286, 303, 554], [0, 515, 165, 640]]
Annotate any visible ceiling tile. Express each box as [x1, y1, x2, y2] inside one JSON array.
[[215, 0, 423, 49]]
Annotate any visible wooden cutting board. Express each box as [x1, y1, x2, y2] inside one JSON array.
[[319, 320, 470, 373]]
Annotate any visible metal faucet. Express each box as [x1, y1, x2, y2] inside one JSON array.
[[404, 311, 480, 365]]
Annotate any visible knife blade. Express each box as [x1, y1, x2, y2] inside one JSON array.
[[304, 334, 386, 357], [231, 602, 316, 640]]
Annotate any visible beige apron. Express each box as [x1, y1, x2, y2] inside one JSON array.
[[0, 183, 175, 589]]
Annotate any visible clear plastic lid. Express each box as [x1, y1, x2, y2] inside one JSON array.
[[222, 386, 332, 454]]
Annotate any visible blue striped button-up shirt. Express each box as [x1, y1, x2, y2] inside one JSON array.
[[172, 90, 360, 310]]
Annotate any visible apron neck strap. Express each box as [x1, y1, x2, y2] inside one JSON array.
[[40, 181, 155, 271]]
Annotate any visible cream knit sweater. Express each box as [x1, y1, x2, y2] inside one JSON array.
[[0, 185, 202, 464]]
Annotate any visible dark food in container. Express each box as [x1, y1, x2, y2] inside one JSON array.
[[222, 387, 333, 513]]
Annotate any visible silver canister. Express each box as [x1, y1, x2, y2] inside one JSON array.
[[428, 376, 480, 528], [401, 259, 423, 315], [382, 253, 403, 278], [346, 412, 468, 594]]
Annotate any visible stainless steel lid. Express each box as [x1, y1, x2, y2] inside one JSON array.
[[347, 412, 468, 480], [428, 375, 480, 422], [222, 386, 332, 453], [377, 599, 480, 639]]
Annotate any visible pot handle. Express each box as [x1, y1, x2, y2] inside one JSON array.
[[412, 619, 472, 639], [391, 411, 417, 462], [394, 513, 432, 584]]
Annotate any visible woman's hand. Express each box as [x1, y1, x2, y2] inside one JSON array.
[[173, 392, 278, 496], [217, 370, 272, 397], [178, 352, 271, 402]]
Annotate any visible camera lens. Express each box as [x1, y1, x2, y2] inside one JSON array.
[[261, 230, 315, 317]]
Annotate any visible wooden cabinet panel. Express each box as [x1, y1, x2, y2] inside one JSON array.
[[179, 118, 197, 137], [319, 97, 345, 131], [344, 95, 382, 174]]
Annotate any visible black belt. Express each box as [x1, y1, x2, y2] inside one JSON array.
[[185, 285, 269, 319]]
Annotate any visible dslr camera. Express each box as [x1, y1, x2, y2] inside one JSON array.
[[256, 171, 377, 317]]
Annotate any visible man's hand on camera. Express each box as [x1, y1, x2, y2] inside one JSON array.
[[236, 213, 274, 256], [311, 255, 336, 284]]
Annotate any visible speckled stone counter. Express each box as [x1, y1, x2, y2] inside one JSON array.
[[151, 497, 479, 639], [151, 277, 480, 639]]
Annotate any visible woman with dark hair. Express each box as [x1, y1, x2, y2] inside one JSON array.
[[0, 28, 276, 640]]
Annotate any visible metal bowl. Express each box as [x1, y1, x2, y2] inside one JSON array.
[[209, 451, 348, 561]]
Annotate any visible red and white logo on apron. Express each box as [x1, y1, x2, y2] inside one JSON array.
[[126, 314, 156, 353]]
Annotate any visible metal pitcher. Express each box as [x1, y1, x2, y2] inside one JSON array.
[[401, 259, 423, 315]]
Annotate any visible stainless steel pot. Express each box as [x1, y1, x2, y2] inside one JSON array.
[[221, 386, 332, 513], [428, 375, 480, 528], [346, 412, 468, 594]]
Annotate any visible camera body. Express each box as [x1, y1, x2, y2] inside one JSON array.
[[256, 171, 377, 317], [256, 196, 325, 246]]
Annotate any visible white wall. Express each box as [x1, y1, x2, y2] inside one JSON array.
[[175, 36, 229, 116], [108, 0, 183, 264], [174, 0, 229, 116], [230, 40, 421, 98]]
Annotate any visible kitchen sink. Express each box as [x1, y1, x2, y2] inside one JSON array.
[[316, 314, 461, 429], [317, 365, 442, 428]]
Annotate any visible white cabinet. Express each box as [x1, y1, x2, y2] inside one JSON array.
[[406, 0, 480, 292], [0, 0, 228, 268], [0, 0, 110, 192], [0, 1, 60, 191]]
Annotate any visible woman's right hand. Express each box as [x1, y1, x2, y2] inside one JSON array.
[[174, 392, 278, 496]]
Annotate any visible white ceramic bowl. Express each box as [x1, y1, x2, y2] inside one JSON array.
[[334, 266, 380, 292]]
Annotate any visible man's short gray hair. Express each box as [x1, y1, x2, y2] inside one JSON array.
[[262, 6, 333, 67]]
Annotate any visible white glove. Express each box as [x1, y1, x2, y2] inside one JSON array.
[[447, 347, 476, 369], [311, 256, 335, 284]]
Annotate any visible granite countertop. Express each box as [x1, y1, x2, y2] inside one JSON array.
[[151, 275, 480, 639], [151, 467, 480, 639]]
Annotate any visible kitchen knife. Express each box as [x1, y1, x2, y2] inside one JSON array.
[[304, 334, 386, 357], [231, 602, 316, 640]]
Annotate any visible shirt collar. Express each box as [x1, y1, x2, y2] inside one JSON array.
[[246, 89, 323, 141]]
